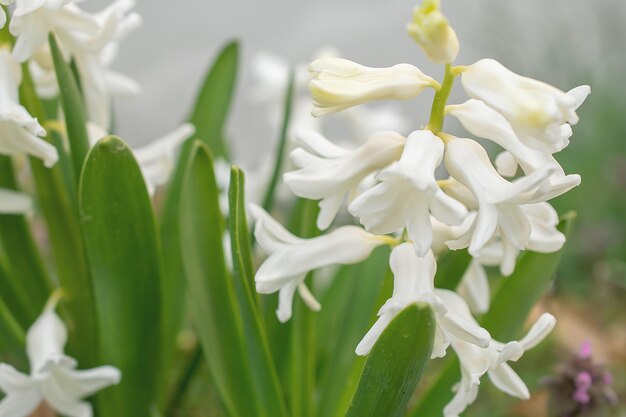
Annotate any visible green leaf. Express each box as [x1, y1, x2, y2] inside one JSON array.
[[316, 247, 390, 417], [79, 136, 162, 417], [434, 249, 472, 290], [188, 40, 239, 159], [49, 34, 90, 180], [159, 41, 240, 375], [285, 199, 320, 417], [228, 166, 289, 417], [0, 156, 51, 325], [408, 214, 576, 417], [262, 71, 295, 212], [179, 142, 256, 417], [19, 66, 97, 367], [0, 258, 26, 363], [345, 304, 435, 417]]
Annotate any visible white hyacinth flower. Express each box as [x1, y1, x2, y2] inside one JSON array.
[[0, 48, 58, 167], [356, 244, 491, 357], [407, 0, 459, 64], [7, 0, 94, 63], [250, 204, 389, 323], [0, 303, 121, 417], [441, 290, 556, 417], [460, 59, 590, 154], [0, 188, 32, 214], [87, 122, 194, 195], [444, 137, 556, 258], [446, 99, 580, 200], [284, 129, 406, 230], [350, 130, 467, 257], [309, 57, 439, 116]]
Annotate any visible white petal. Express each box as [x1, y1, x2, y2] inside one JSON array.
[[0, 189, 33, 214], [518, 313, 556, 351], [295, 129, 349, 158], [0, 364, 32, 392], [495, 341, 524, 366], [42, 378, 92, 417], [49, 365, 121, 399], [355, 313, 393, 356], [488, 364, 530, 399], [457, 260, 490, 314], [494, 151, 518, 177], [26, 309, 75, 375], [0, 388, 42, 417], [276, 280, 300, 323], [440, 313, 491, 348]]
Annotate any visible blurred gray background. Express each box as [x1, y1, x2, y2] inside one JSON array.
[[86, 0, 625, 156]]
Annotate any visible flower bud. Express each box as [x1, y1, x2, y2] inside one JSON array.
[[407, 0, 460, 64]]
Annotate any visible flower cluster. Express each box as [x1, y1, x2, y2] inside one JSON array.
[[544, 342, 618, 417], [251, 1, 589, 415], [0, 0, 193, 195]]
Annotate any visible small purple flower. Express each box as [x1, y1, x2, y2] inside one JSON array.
[[544, 342, 618, 417]]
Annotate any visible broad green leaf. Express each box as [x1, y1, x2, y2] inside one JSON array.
[[49, 34, 90, 179], [408, 214, 576, 417], [228, 166, 288, 417], [80, 136, 162, 417], [434, 249, 472, 290], [19, 67, 97, 367], [345, 304, 436, 417], [189, 40, 239, 159], [179, 142, 256, 417], [316, 247, 390, 417], [262, 71, 295, 212], [159, 41, 240, 375], [0, 156, 51, 325]]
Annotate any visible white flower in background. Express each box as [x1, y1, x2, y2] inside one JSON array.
[[443, 137, 557, 259], [4, 0, 141, 128], [0, 48, 58, 167], [309, 57, 439, 116], [446, 99, 581, 200], [441, 290, 556, 417], [4, 0, 91, 63], [0, 188, 32, 213], [407, 0, 459, 64], [0, 302, 121, 417], [250, 204, 390, 322], [460, 59, 590, 154], [350, 130, 467, 257], [87, 122, 195, 195], [285, 129, 406, 230], [356, 244, 490, 357]]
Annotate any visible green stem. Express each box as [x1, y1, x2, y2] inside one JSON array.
[[165, 345, 204, 417], [428, 64, 455, 133]]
